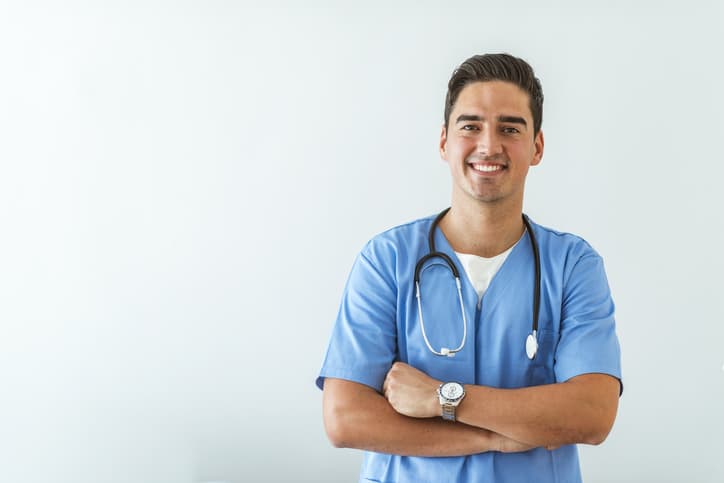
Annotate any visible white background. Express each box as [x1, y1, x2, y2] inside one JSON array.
[[1, 1, 723, 482]]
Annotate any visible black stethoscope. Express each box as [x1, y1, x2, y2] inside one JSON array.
[[413, 208, 542, 360]]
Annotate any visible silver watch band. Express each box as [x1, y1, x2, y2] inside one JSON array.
[[441, 403, 456, 421]]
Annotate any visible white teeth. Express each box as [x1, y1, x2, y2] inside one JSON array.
[[472, 164, 502, 172]]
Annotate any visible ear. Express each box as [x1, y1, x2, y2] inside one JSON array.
[[531, 130, 544, 166], [439, 124, 448, 161]]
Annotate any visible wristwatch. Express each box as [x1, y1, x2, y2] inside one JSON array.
[[437, 381, 466, 422]]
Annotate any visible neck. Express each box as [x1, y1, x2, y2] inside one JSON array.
[[439, 199, 525, 258]]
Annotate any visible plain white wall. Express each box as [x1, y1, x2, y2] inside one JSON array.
[[1, 2, 722, 482]]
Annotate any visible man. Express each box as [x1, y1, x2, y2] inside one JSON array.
[[316, 53, 622, 483]]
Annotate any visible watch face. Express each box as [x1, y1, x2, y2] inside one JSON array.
[[442, 382, 463, 400]]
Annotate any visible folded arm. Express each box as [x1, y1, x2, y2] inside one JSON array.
[[322, 377, 534, 457], [457, 372, 619, 447], [383, 362, 620, 448]]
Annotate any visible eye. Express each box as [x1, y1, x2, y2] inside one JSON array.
[[460, 124, 479, 131], [501, 126, 520, 134]]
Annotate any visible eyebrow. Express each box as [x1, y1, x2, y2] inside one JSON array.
[[455, 114, 528, 127]]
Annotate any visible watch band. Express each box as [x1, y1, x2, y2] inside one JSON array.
[[441, 403, 457, 422]]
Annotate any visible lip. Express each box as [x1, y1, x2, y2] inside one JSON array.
[[467, 162, 507, 175]]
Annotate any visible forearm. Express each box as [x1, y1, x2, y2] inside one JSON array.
[[323, 378, 505, 457], [456, 374, 620, 447]]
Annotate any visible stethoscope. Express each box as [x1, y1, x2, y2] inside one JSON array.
[[413, 208, 542, 360]]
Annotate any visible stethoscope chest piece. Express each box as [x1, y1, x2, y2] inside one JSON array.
[[526, 332, 538, 360]]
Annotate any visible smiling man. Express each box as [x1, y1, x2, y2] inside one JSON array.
[[317, 53, 622, 483]]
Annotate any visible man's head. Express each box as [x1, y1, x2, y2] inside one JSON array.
[[444, 54, 543, 135], [439, 54, 545, 207]]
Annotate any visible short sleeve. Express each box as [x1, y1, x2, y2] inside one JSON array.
[[316, 242, 398, 392], [554, 253, 623, 393]]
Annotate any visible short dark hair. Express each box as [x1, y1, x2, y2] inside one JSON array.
[[444, 53, 544, 134]]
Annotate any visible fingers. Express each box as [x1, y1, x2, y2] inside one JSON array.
[[382, 363, 399, 400], [382, 361, 405, 396], [493, 433, 536, 453], [383, 362, 411, 413]]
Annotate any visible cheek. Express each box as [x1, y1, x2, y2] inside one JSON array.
[[507, 140, 535, 160], [445, 138, 476, 159]]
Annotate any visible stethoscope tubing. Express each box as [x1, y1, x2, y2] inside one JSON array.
[[414, 208, 542, 359]]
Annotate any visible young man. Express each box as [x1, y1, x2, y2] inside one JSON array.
[[316, 53, 622, 483]]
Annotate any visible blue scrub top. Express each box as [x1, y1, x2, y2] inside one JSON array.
[[317, 214, 622, 483]]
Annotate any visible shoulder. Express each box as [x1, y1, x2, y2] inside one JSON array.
[[346, 214, 435, 292], [529, 218, 601, 259], [527, 218, 607, 284], [360, 214, 435, 260]]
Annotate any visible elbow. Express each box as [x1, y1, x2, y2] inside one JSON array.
[[582, 430, 609, 446], [323, 393, 358, 449], [324, 412, 347, 448], [322, 378, 380, 449], [568, 373, 620, 446], [326, 428, 350, 449], [324, 409, 350, 448], [581, 416, 616, 446]]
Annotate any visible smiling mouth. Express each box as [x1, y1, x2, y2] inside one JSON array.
[[469, 163, 506, 173]]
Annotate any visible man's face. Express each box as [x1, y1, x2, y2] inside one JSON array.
[[440, 80, 544, 207]]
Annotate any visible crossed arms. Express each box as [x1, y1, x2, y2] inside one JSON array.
[[323, 363, 619, 457]]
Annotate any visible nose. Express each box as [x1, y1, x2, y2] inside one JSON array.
[[477, 128, 503, 157]]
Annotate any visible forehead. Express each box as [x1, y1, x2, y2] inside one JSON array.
[[452, 80, 532, 120]]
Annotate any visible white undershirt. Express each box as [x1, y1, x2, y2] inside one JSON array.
[[454, 231, 525, 302]]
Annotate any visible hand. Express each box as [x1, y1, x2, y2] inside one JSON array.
[[382, 362, 441, 418], [488, 432, 559, 453], [488, 432, 536, 453]]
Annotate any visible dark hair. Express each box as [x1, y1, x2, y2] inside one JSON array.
[[444, 53, 544, 134]]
